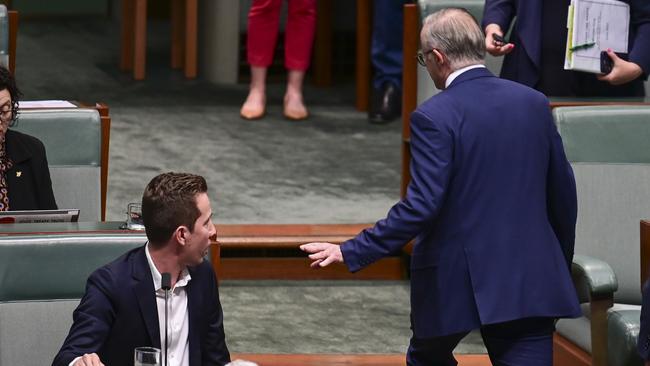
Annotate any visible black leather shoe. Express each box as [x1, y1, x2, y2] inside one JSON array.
[[368, 83, 401, 124]]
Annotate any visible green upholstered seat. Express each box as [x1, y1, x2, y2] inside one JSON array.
[[13, 108, 103, 221], [553, 105, 650, 366], [0, 233, 146, 366]]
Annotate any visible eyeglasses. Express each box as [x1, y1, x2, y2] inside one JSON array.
[[416, 49, 434, 67]]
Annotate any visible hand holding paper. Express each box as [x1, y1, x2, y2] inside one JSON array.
[[564, 0, 630, 74]]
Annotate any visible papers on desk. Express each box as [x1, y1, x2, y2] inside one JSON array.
[[18, 100, 78, 109], [564, 0, 630, 73]]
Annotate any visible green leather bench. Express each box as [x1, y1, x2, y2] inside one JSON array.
[[0, 233, 146, 366], [553, 105, 650, 366], [13, 108, 105, 221]]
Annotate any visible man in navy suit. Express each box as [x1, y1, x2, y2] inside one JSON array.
[[302, 8, 581, 365], [53, 172, 230, 366], [483, 0, 650, 97]]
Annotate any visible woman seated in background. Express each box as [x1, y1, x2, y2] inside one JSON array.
[[0, 66, 57, 210]]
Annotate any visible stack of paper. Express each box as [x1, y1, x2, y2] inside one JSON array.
[[564, 0, 630, 74]]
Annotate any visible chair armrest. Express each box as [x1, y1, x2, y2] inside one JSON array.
[[571, 255, 618, 366], [572, 254, 618, 302]]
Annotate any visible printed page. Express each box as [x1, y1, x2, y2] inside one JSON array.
[[564, 0, 629, 73]]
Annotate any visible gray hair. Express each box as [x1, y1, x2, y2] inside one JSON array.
[[421, 8, 485, 70]]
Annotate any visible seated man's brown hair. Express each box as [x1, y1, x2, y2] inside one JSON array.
[[142, 172, 208, 247]]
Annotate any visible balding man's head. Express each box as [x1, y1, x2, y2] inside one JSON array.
[[421, 8, 486, 71]]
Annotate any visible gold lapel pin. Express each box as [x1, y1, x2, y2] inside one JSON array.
[[16, 171, 21, 177]]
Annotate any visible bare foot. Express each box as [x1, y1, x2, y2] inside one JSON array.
[[240, 89, 266, 120], [283, 92, 308, 120]]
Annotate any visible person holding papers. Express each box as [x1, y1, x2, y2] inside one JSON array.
[[53, 172, 230, 366], [482, 0, 650, 97], [0, 65, 57, 211]]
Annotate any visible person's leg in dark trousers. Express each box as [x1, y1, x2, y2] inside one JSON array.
[[368, 0, 407, 124], [406, 332, 468, 366], [481, 317, 556, 366]]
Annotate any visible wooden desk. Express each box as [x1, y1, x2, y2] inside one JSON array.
[[0, 222, 406, 280]]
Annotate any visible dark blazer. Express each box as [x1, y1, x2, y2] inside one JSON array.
[[482, 0, 650, 91], [4, 129, 57, 210], [341, 68, 581, 338], [639, 279, 650, 360], [52, 246, 230, 366]]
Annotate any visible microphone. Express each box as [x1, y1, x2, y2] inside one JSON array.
[[161, 272, 171, 366]]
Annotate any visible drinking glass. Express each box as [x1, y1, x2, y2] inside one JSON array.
[[126, 202, 145, 230], [134, 346, 160, 366]]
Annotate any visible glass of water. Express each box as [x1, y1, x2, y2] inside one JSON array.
[[134, 347, 160, 366], [126, 202, 145, 230]]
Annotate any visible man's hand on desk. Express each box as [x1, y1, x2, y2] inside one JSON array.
[[300, 242, 344, 268], [597, 49, 644, 85], [73, 353, 104, 366]]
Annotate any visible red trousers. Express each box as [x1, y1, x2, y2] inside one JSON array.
[[246, 0, 317, 71]]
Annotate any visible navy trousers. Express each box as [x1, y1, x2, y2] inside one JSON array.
[[407, 317, 556, 366], [371, 0, 407, 89]]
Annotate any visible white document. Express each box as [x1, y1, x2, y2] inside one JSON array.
[[564, 0, 630, 73], [17, 100, 78, 109]]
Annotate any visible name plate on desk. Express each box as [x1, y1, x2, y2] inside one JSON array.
[[0, 209, 80, 224]]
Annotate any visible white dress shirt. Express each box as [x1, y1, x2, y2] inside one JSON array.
[[146, 243, 191, 366], [445, 64, 486, 89]]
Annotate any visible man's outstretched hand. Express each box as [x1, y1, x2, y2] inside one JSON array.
[[300, 242, 344, 268]]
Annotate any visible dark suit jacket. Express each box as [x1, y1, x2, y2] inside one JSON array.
[[482, 0, 650, 92], [52, 246, 230, 366], [639, 279, 650, 360], [4, 129, 57, 210], [341, 68, 581, 338]]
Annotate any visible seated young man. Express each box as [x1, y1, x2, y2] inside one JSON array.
[[53, 172, 230, 366]]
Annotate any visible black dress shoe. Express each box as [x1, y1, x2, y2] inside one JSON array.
[[368, 83, 401, 124]]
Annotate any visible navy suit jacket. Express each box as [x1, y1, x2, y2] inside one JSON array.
[[52, 246, 230, 366], [341, 68, 581, 338], [639, 279, 650, 360], [482, 0, 650, 88]]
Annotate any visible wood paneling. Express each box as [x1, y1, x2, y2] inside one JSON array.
[[355, 0, 371, 111], [231, 353, 491, 366], [400, 4, 418, 197], [8, 10, 17, 73], [553, 333, 591, 366], [96, 103, 111, 221], [642, 220, 650, 290], [121, 0, 196, 80], [218, 256, 404, 280], [210, 223, 408, 280], [217, 224, 371, 237], [313, 0, 332, 87]]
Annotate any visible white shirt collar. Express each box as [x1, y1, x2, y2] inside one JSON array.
[[445, 64, 486, 89], [145, 242, 191, 292]]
